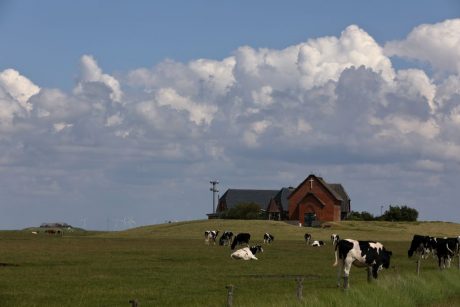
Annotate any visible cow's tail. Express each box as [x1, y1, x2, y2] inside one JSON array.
[[446, 243, 454, 255], [332, 242, 339, 267]]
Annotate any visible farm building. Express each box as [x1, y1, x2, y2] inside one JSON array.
[[209, 174, 350, 225]]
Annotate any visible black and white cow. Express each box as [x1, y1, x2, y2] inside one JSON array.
[[231, 233, 251, 250], [204, 230, 219, 245], [304, 233, 312, 245], [219, 231, 234, 246], [311, 240, 325, 247], [407, 235, 434, 259], [331, 234, 340, 245], [263, 233, 274, 244], [333, 239, 392, 288], [433, 237, 459, 269], [231, 245, 263, 260]]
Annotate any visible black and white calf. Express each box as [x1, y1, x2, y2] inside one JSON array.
[[219, 231, 234, 246], [331, 234, 340, 245], [231, 245, 263, 260], [204, 230, 219, 245], [408, 235, 434, 259], [311, 240, 325, 247], [231, 233, 251, 250], [304, 233, 312, 245], [333, 239, 392, 288], [263, 233, 274, 244]]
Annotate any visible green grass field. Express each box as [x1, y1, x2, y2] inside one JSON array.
[[0, 220, 459, 306]]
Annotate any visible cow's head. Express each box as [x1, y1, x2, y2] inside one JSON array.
[[250, 245, 263, 254], [381, 249, 393, 269]]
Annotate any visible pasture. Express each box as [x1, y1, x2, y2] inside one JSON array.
[[0, 220, 459, 306]]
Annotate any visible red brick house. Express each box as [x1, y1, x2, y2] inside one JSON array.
[[210, 174, 350, 225], [288, 174, 350, 226]]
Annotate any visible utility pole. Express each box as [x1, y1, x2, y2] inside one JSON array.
[[210, 180, 219, 213]]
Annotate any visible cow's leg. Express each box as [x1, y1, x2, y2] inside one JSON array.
[[336, 260, 343, 287], [342, 257, 353, 289]]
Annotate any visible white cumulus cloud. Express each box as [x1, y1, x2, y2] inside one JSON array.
[[385, 19, 460, 73]]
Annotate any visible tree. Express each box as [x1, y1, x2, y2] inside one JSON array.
[[220, 202, 263, 220], [381, 205, 418, 222], [347, 211, 375, 221]]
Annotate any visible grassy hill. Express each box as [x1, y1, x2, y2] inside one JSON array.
[[106, 219, 460, 241], [0, 220, 459, 306]]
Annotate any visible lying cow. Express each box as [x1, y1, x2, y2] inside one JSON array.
[[311, 240, 325, 247], [331, 234, 340, 245], [263, 233, 274, 244], [304, 233, 312, 244], [231, 245, 263, 260], [204, 230, 219, 245], [408, 234, 434, 259], [231, 233, 251, 250], [219, 231, 234, 246], [333, 239, 392, 288]]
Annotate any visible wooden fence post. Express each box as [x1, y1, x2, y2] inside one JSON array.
[[129, 299, 138, 307], [226, 285, 234, 307], [296, 277, 304, 300], [416, 259, 421, 276]]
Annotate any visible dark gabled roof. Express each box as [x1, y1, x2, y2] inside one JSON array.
[[328, 183, 351, 213], [218, 189, 279, 211], [273, 187, 294, 211], [267, 198, 281, 212], [316, 177, 343, 201]]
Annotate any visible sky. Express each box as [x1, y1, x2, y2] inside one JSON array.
[[0, 1, 460, 230]]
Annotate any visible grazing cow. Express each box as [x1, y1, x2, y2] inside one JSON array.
[[311, 240, 325, 247], [231, 233, 251, 250], [219, 231, 234, 246], [333, 239, 392, 288], [231, 245, 263, 260], [45, 229, 56, 235], [433, 237, 459, 269], [304, 233, 312, 244], [331, 234, 340, 245], [204, 230, 219, 245], [31, 231, 38, 235], [408, 235, 435, 259], [263, 233, 274, 244]]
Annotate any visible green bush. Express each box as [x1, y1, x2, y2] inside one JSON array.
[[219, 202, 263, 219], [348, 210, 375, 221], [381, 205, 418, 221]]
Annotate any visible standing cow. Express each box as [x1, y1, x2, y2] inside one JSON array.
[[331, 234, 340, 246], [231, 233, 251, 250], [432, 237, 459, 269], [408, 235, 434, 259], [219, 231, 234, 246], [263, 233, 274, 244], [304, 233, 312, 245], [333, 239, 392, 288], [204, 230, 219, 245]]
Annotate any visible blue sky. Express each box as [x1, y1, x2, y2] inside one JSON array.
[[0, 1, 459, 229], [2, 0, 458, 89]]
